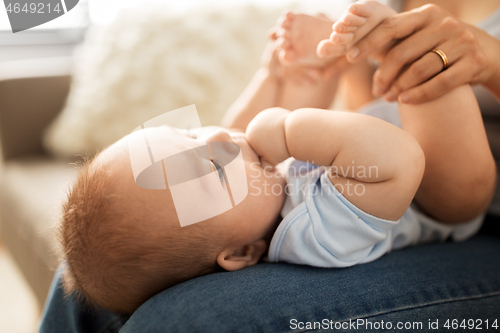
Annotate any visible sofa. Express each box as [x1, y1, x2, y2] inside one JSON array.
[[2, 55, 500, 330], [0, 57, 75, 307]]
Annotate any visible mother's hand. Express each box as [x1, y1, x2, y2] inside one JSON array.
[[347, 4, 498, 104]]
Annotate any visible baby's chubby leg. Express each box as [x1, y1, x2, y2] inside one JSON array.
[[317, 0, 396, 59]]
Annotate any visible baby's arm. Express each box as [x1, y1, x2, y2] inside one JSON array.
[[246, 107, 425, 221], [221, 66, 279, 132]]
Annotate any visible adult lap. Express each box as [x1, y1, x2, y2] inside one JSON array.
[[120, 234, 500, 332]]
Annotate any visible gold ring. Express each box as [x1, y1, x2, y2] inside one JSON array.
[[431, 49, 449, 70]]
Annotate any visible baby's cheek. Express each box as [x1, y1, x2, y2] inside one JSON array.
[[245, 162, 263, 196], [247, 169, 286, 202]]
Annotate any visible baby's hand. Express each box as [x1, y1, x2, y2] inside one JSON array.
[[246, 108, 291, 168]]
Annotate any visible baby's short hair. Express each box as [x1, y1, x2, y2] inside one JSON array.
[[58, 151, 223, 314]]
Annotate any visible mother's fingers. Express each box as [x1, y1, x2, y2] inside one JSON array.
[[396, 59, 475, 104], [346, 8, 428, 63], [372, 27, 448, 96], [383, 38, 467, 102], [385, 28, 486, 102], [382, 51, 444, 101]]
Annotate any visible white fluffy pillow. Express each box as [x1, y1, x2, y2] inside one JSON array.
[[43, 3, 288, 157]]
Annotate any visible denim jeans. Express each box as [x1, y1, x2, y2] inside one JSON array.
[[40, 216, 500, 333]]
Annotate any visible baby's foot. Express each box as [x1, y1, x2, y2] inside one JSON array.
[[276, 12, 334, 67], [317, 0, 396, 59], [262, 39, 323, 86]]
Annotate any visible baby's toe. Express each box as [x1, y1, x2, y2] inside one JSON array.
[[276, 14, 286, 28], [280, 12, 294, 29], [317, 39, 335, 58], [321, 37, 347, 57], [267, 27, 278, 40], [280, 36, 293, 49], [285, 12, 295, 21], [317, 39, 347, 58], [279, 48, 297, 65], [281, 20, 292, 30]]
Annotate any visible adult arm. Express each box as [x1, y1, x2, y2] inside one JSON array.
[[345, 4, 500, 104], [245, 107, 424, 221]]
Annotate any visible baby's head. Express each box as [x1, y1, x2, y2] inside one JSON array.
[[59, 125, 285, 314]]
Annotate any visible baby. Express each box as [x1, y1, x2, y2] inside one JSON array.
[[59, 1, 492, 315]]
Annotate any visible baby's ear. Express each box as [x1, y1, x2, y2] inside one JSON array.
[[216, 239, 267, 271]]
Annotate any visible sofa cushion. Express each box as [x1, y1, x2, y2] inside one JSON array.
[[0, 157, 77, 304]]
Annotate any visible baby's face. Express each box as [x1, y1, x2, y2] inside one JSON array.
[[118, 125, 286, 246]]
